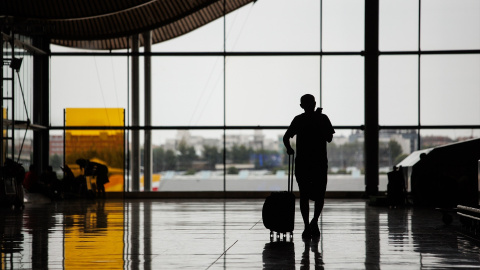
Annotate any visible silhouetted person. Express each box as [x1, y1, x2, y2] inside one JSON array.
[[76, 159, 109, 198], [40, 166, 59, 198], [94, 163, 109, 198], [283, 94, 334, 239], [23, 164, 39, 193], [61, 165, 75, 195]]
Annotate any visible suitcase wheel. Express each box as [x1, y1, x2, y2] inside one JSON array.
[[270, 231, 294, 242]]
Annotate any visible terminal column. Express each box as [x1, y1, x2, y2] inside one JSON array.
[[131, 35, 140, 191], [33, 37, 50, 172], [364, 0, 379, 196], [143, 31, 152, 192]]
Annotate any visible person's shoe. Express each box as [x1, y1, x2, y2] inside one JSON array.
[[310, 222, 320, 238], [302, 228, 311, 239]]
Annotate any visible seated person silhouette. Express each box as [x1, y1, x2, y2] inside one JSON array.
[[283, 94, 335, 239], [76, 159, 109, 198], [23, 164, 39, 193]]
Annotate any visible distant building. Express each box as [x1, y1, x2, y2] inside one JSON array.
[[165, 130, 282, 156], [165, 130, 222, 155], [50, 135, 63, 156], [64, 131, 123, 161], [421, 135, 455, 148]]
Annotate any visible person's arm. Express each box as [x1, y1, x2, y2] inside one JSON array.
[[283, 132, 295, 155], [326, 117, 334, 143], [319, 111, 334, 143], [326, 132, 333, 143], [283, 119, 296, 155]]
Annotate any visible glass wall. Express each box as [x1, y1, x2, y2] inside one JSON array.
[[378, 0, 480, 182], [148, 130, 224, 192], [379, 56, 418, 126], [50, 54, 129, 127], [152, 56, 224, 126], [421, 0, 480, 50], [226, 0, 321, 52], [420, 55, 480, 126], [226, 56, 320, 126], [47, 0, 480, 193], [224, 129, 286, 192], [322, 56, 364, 126]]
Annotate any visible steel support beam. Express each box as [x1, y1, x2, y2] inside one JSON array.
[[131, 35, 140, 191], [33, 37, 50, 172], [364, 0, 379, 196], [143, 31, 152, 192]]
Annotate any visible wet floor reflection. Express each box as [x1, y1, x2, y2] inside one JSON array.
[[24, 205, 53, 269], [364, 204, 380, 270], [0, 208, 24, 270], [1, 199, 480, 269], [300, 238, 323, 270], [262, 240, 295, 269]]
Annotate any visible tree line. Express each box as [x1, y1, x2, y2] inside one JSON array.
[[146, 140, 281, 173]]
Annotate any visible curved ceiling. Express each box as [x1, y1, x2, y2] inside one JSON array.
[[1, 0, 255, 50]]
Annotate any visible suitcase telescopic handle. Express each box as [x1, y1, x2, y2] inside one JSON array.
[[288, 153, 294, 193]]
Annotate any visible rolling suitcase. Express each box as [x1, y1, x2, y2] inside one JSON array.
[[262, 154, 295, 241]]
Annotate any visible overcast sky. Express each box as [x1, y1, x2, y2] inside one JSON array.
[[48, 0, 480, 144]]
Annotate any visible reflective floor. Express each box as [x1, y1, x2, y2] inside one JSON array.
[[1, 198, 480, 269]]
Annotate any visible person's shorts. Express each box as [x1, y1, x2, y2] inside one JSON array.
[[295, 161, 328, 201]]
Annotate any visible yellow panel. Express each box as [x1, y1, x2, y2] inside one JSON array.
[[66, 108, 124, 136], [65, 108, 124, 192]]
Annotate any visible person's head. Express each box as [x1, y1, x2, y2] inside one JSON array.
[[300, 94, 316, 112], [76, 159, 88, 169]]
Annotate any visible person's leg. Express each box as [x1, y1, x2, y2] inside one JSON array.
[[98, 183, 106, 198], [312, 197, 325, 224], [297, 177, 311, 238], [310, 173, 328, 237], [300, 195, 310, 238]]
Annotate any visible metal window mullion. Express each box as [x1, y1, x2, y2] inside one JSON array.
[[223, 0, 226, 194], [418, 0, 422, 150], [0, 39, 3, 165], [10, 37, 15, 160], [319, 0, 323, 107]]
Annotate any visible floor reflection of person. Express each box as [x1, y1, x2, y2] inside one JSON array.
[[283, 94, 335, 239], [24, 206, 54, 269], [301, 238, 324, 270]]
